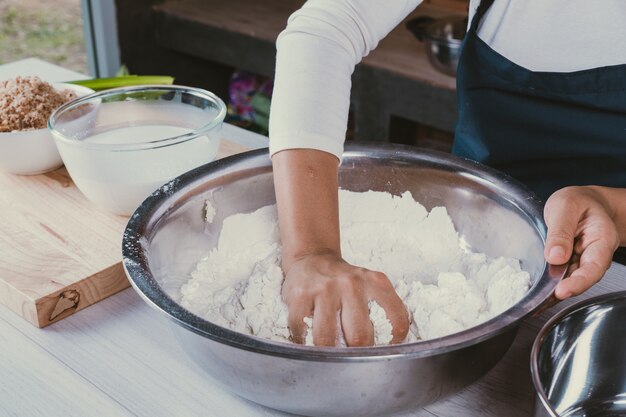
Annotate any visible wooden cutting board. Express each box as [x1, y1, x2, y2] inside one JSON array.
[[0, 139, 250, 328]]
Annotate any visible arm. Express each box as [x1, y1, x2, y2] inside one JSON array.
[[544, 186, 626, 299], [272, 149, 409, 346], [272, 149, 341, 270], [270, 0, 422, 345], [270, 0, 422, 158]]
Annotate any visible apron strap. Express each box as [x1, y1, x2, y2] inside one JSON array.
[[469, 0, 496, 32]]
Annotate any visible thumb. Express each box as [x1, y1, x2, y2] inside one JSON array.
[[544, 193, 579, 265]]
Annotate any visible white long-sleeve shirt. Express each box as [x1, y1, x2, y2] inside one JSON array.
[[269, 0, 626, 159]]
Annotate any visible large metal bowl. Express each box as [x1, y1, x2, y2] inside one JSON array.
[[122, 143, 563, 417], [531, 291, 626, 417]]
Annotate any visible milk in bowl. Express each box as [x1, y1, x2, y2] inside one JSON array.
[[49, 85, 226, 215]]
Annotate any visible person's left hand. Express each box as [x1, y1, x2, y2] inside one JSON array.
[[544, 186, 621, 299]]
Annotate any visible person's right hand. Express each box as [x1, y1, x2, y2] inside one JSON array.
[[282, 251, 410, 347]]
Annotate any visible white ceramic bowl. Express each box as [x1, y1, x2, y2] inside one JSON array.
[[49, 85, 226, 216], [0, 83, 94, 175]]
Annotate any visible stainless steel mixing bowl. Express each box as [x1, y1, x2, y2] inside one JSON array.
[[531, 291, 626, 417], [122, 143, 564, 417]]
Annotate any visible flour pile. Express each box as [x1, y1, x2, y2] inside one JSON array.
[[180, 190, 531, 345]]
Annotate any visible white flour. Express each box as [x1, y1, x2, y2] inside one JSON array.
[[180, 190, 531, 345]]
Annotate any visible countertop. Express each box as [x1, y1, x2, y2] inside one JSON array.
[[2, 260, 624, 417], [1, 59, 624, 417]]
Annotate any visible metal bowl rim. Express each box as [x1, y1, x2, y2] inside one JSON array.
[[529, 289, 626, 416], [122, 143, 565, 362]]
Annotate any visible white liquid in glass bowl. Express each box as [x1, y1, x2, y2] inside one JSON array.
[[50, 86, 226, 216], [56, 124, 220, 215]]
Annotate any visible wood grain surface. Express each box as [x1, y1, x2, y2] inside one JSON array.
[[0, 138, 250, 328]]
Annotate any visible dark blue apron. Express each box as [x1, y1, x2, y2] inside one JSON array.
[[453, 0, 626, 201]]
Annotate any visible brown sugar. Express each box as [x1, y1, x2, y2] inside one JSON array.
[[0, 76, 77, 133]]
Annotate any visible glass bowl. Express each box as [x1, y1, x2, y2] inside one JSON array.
[[49, 85, 226, 215]]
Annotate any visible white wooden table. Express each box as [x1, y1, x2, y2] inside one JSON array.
[[1, 59, 625, 417], [2, 262, 624, 417]]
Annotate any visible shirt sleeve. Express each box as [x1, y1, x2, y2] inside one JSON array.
[[269, 0, 423, 159]]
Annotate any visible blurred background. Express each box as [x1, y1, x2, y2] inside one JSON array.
[[0, 0, 468, 147], [0, 0, 87, 73]]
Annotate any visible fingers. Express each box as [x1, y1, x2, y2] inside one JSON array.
[[555, 239, 614, 299], [287, 298, 313, 344], [282, 254, 409, 347], [544, 191, 580, 265], [367, 272, 409, 344], [312, 296, 339, 346], [340, 286, 374, 347], [549, 188, 620, 300]]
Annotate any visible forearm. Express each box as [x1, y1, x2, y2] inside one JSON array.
[[272, 149, 341, 272], [591, 186, 626, 246]]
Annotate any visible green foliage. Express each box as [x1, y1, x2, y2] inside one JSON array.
[[0, 0, 87, 73], [116, 64, 130, 77]]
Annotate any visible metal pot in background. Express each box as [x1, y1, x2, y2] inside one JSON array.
[[406, 16, 467, 77], [531, 291, 626, 417]]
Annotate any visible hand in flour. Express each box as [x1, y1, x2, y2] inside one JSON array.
[[272, 149, 409, 347], [544, 186, 625, 299], [282, 252, 409, 346]]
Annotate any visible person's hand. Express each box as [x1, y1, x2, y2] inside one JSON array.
[[272, 149, 409, 347], [282, 251, 410, 346], [544, 186, 621, 299]]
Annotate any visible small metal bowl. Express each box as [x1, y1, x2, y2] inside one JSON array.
[[531, 291, 626, 417], [123, 143, 564, 417], [406, 16, 467, 77]]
